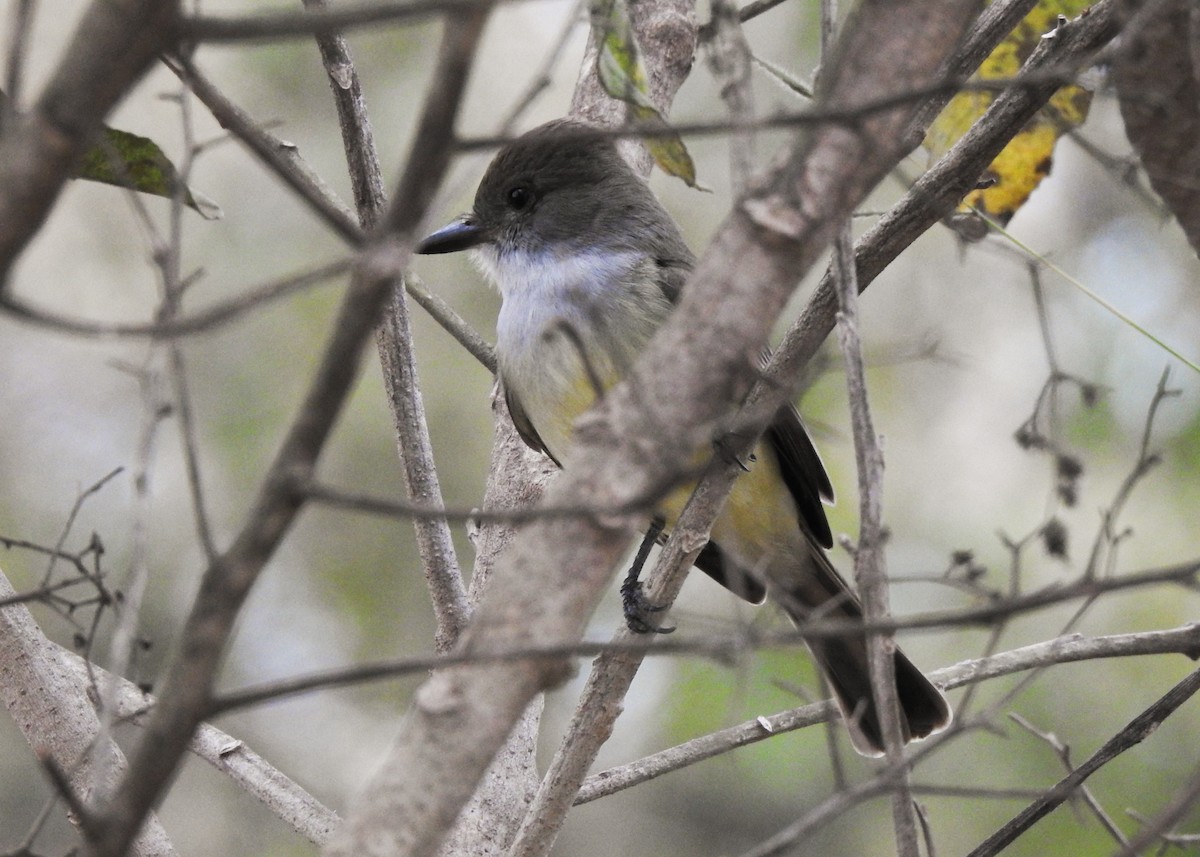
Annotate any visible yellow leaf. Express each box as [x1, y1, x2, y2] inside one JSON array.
[[924, 0, 1094, 229], [591, 0, 700, 187]]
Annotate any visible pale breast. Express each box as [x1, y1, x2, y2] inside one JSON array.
[[476, 245, 673, 460]]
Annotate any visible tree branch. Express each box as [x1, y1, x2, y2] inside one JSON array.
[[0, 569, 176, 856], [84, 8, 491, 855], [966, 665, 1200, 857], [304, 0, 469, 650], [353, 3, 981, 857], [577, 623, 1200, 803]]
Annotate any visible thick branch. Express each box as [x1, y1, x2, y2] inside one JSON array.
[[359, 4, 981, 857], [0, 570, 176, 856]]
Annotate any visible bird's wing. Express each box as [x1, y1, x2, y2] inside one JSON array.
[[504, 382, 561, 467], [653, 255, 692, 305], [766, 405, 835, 549], [656, 253, 835, 550]]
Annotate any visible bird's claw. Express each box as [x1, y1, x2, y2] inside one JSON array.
[[620, 576, 674, 634]]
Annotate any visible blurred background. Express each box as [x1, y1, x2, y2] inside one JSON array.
[[2, 1, 1199, 855]]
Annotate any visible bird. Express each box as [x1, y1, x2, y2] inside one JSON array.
[[416, 118, 950, 755]]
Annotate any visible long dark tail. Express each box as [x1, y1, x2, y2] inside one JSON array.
[[779, 550, 952, 756]]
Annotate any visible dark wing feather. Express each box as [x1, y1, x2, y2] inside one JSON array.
[[656, 256, 835, 565], [766, 405, 834, 548], [694, 542, 767, 603], [504, 383, 561, 467], [653, 255, 692, 305]]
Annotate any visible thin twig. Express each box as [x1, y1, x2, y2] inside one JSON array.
[[87, 8, 489, 853], [0, 258, 352, 338], [183, 0, 501, 41], [966, 666, 1200, 857], [1009, 713, 1130, 849], [575, 623, 1200, 803], [305, 0, 468, 648], [39, 468, 124, 589], [1083, 367, 1177, 580], [163, 67, 219, 562], [1122, 793, 1200, 855], [834, 212, 918, 855], [169, 55, 362, 244], [824, 3, 915, 849]]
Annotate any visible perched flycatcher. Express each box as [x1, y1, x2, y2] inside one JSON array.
[[417, 119, 950, 755]]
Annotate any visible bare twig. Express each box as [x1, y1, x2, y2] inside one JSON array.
[[733, 738, 953, 857], [966, 666, 1200, 857], [86, 6, 490, 853], [403, 272, 496, 371], [1009, 713, 1130, 848], [162, 72, 219, 563], [834, 212, 918, 853], [1084, 367, 1178, 580], [0, 258, 353, 338], [183, 0, 499, 41], [305, 0, 468, 648], [1122, 793, 1200, 855], [39, 468, 124, 589], [576, 623, 1200, 803], [170, 55, 363, 244], [822, 1, 917, 850], [91, 357, 170, 796]]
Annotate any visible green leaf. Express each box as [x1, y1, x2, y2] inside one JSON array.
[[77, 127, 222, 220], [592, 0, 700, 187]]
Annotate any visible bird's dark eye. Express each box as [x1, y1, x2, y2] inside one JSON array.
[[506, 186, 534, 211]]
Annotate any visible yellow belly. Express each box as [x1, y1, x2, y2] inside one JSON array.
[[659, 441, 804, 572], [501, 307, 804, 579]]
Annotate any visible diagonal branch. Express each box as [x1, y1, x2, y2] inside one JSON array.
[[82, 8, 493, 856], [349, 3, 982, 857], [576, 622, 1200, 803], [966, 665, 1200, 857], [304, 0, 469, 649]]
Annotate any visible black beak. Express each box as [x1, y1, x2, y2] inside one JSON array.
[[416, 215, 487, 254]]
